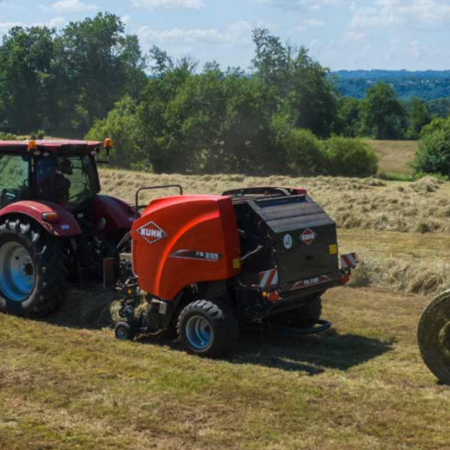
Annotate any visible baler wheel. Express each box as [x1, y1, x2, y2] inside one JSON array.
[[276, 296, 322, 328], [0, 218, 68, 317], [115, 322, 135, 341], [177, 299, 239, 358], [418, 290, 450, 384]]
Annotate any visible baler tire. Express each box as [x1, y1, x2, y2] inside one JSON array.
[[283, 296, 323, 329], [418, 290, 450, 385], [177, 299, 239, 358], [0, 218, 68, 318]]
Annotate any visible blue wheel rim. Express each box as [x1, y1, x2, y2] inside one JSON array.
[[186, 316, 212, 350], [0, 242, 35, 302]]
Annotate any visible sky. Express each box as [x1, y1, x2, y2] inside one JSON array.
[[0, 0, 449, 71]]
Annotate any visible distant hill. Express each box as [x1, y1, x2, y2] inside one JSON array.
[[332, 70, 450, 101]]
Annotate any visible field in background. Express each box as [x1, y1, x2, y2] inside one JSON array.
[[365, 139, 418, 174], [2, 168, 450, 450]]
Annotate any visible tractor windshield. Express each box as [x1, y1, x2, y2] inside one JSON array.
[[36, 155, 99, 208]]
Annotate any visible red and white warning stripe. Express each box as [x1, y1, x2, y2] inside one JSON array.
[[259, 269, 278, 289], [340, 252, 358, 270]]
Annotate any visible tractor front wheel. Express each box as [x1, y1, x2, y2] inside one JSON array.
[[177, 299, 239, 358], [0, 218, 67, 317]]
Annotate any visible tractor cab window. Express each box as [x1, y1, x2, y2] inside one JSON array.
[[0, 155, 30, 208], [36, 155, 98, 208]]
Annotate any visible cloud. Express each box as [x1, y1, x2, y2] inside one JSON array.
[[51, 0, 98, 14], [0, 22, 22, 35], [349, 0, 450, 29], [0, 17, 67, 36], [344, 31, 364, 41], [254, 0, 343, 10], [130, 0, 205, 10], [138, 21, 252, 46], [304, 18, 325, 27], [48, 17, 67, 27]]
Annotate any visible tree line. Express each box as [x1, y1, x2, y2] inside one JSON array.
[[0, 13, 440, 176]]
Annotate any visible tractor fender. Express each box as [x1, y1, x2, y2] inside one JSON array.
[[0, 201, 82, 237], [90, 195, 136, 233]]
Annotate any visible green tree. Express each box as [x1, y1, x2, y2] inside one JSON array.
[[57, 13, 146, 134], [252, 29, 338, 138], [0, 26, 57, 132], [336, 97, 363, 137], [361, 82, 406, 139], [85, 96, 140, 169], [406, 97, 431, 139], [413, 116, 450, 175]]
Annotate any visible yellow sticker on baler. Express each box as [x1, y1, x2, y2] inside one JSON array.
[[233, 259, 241, 269], [329, 244, 338, 255]]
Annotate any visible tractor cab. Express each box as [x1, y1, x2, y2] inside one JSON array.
[[0, 141, 101, 211]]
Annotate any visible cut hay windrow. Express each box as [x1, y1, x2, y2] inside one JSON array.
[[100, 170, 450, 235]]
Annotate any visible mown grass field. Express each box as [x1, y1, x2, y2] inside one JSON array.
[[3, 166, 450, 450], [365, 139, 418, 174], [1, 287, 448, 450]]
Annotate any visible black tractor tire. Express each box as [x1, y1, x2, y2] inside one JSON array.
[[273, 295, 323, 328], [418, 290, 450, 385], [0, 218, 68, 317], [177, 299, 239, 358]]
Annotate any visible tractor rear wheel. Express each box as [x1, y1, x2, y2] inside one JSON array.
[[418, 290, 450, 385], [177, 299, 239, 358], [0, 218, 68, 317]]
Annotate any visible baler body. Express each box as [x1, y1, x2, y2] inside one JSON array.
[[131, 195, 241, 301]]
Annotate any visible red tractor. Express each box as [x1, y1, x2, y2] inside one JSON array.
[[0, 139, 135, 316]]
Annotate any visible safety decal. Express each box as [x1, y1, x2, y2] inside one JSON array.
[[137, 221, 167, 245], [340, 253, 358, 270], [300, 228, 317, 245], [259, 269, 279, 289], [283, 234, 293, 250], [291, 275, 331, 291], [170, 249, 223, 262]]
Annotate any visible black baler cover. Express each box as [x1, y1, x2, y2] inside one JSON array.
[[233, 193, 339, 285]]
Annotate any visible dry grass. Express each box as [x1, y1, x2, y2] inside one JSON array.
[[100, 169, 450, 234], [364, 139, 418, 174], [99, 169, 450, 297], [3, 167, 450, 449], [1, 287, 449, 450]]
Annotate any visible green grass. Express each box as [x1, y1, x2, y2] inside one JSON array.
[[1, 287, 449, 450], [364, 139, 418, 174]]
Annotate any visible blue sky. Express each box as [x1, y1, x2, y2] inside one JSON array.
[[0, 0, 448, 71]]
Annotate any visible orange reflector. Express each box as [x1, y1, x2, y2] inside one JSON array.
[[28, 140, 37, 151], [104, 138, 113, 150], [268, 291, 281, 302], [41, 212, 61, 223]]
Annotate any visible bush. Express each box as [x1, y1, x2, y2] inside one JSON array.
[[0, 132, 18, 140], [85, 97, 142, 169], [323, 137, 378, 177], [413, 128, 450, 176], [285, 128, 325, 175], [36, 130, 45, 140]]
